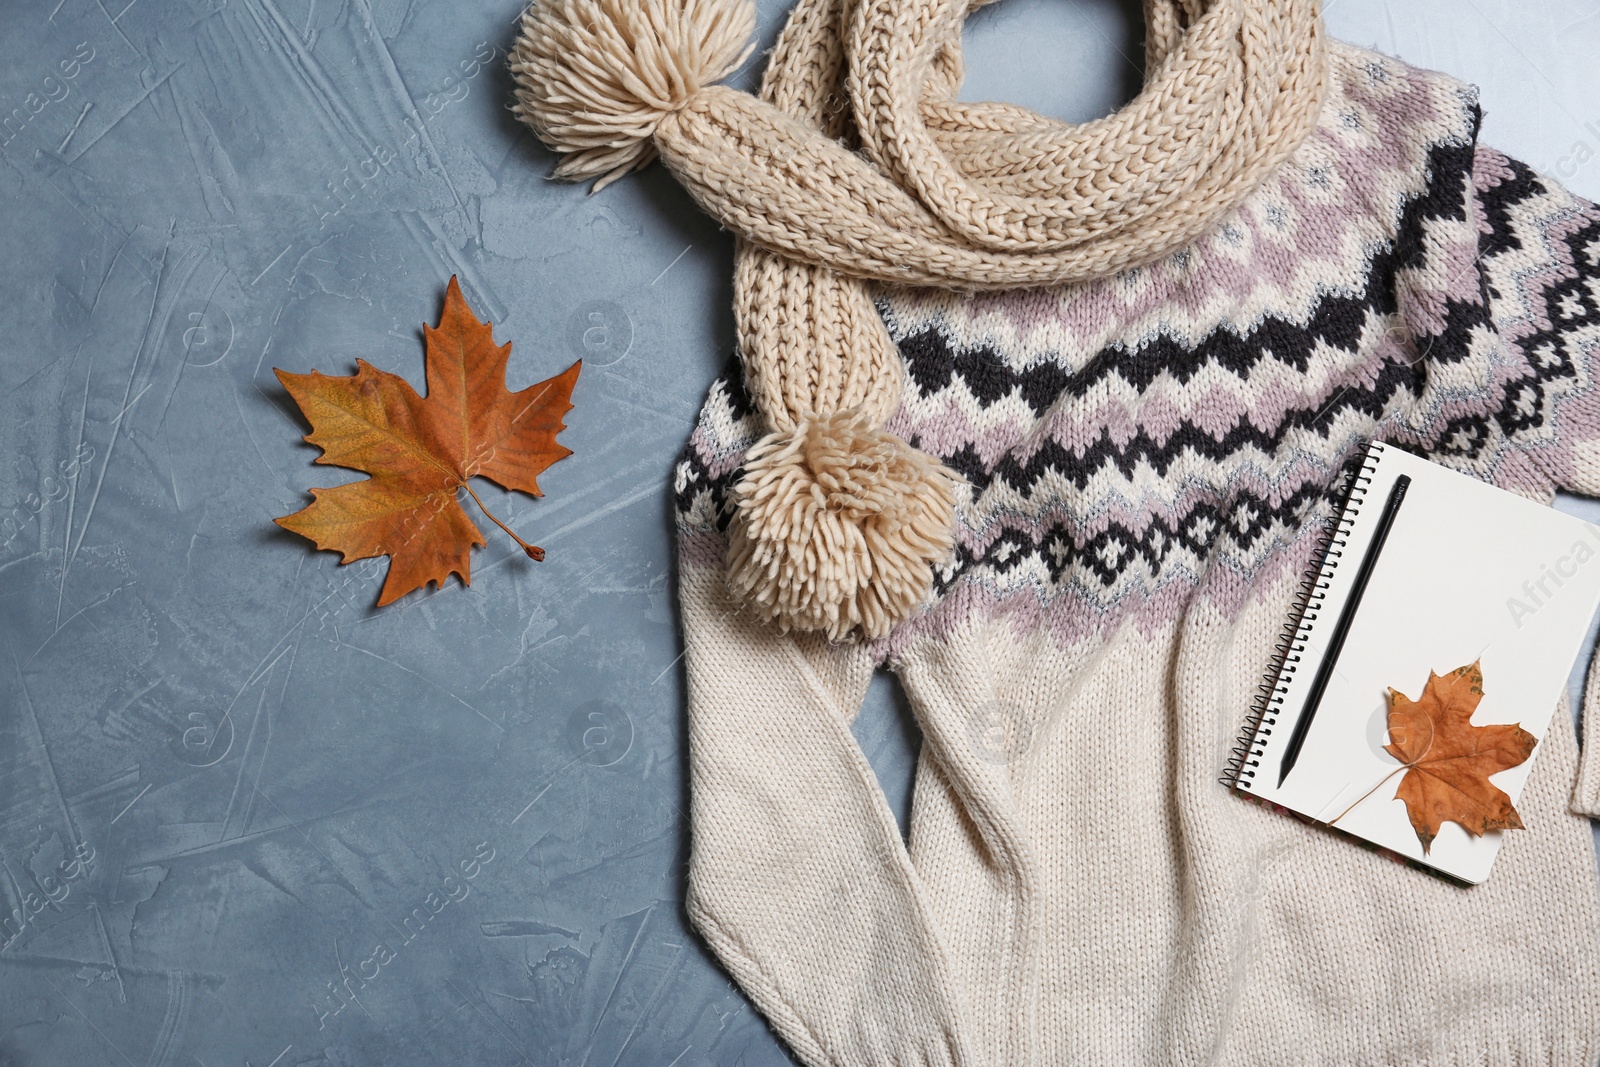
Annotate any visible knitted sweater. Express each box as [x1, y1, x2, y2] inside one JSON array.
[[672, 40, 1600, 1067]]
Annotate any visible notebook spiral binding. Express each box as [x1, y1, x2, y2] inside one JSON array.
[[1221, 443, 1386, 790]]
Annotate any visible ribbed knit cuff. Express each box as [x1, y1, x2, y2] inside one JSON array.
[[1568, 634, 1600, 817]]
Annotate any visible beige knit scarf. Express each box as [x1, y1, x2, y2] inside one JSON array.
[[509, 0, 1329, 640]]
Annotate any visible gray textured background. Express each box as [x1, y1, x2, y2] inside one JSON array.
[[4, 2, 1600, 1064]]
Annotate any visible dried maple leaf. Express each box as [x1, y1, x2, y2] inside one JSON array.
[[274, 277, 580, 605], [1382, 660, 1536, 852]]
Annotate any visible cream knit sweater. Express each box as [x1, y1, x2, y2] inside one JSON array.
[[672, 42, 1600, 1065]]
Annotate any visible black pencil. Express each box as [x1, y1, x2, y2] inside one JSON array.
[[1276, 472, 1412, 788]]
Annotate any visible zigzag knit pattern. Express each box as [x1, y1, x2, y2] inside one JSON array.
[[670, 39, 1600, 1066], [675, 41, 1600, 659]]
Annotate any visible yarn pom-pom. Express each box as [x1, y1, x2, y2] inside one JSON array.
[[509, 0, 758, 191], [725, 410, 962, 642]]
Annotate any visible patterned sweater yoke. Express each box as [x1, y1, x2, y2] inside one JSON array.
[[673, 42, 1600, 1066]]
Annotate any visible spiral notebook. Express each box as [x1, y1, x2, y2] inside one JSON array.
[[1225, 441, 1600, 884]]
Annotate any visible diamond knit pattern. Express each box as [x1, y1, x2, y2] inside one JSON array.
[[669, 40, 1600, 1067], [677, 43, 1600, 659]]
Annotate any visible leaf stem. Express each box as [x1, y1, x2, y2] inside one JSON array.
[[463, 482, 545, 561], [1327, 764, 1408, 827]]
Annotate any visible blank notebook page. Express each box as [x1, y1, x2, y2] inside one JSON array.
[[1238, 442, 1600, 883]]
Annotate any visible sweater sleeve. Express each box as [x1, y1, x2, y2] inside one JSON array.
[[1435, 143, 1600, 817], [671, 371, 983, 1067]]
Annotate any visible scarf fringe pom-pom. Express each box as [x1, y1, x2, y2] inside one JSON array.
[[725, 410, 962, 642], [509, 0, 758, 192]]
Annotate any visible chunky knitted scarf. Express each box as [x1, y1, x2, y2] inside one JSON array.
[[509, 0, 1329, 640]]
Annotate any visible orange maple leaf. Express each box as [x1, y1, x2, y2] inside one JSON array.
[[1382, 660, 1536, 853], [274, 277, 580, 606]]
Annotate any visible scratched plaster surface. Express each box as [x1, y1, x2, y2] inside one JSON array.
[[3, 2, 1600, 1065]]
